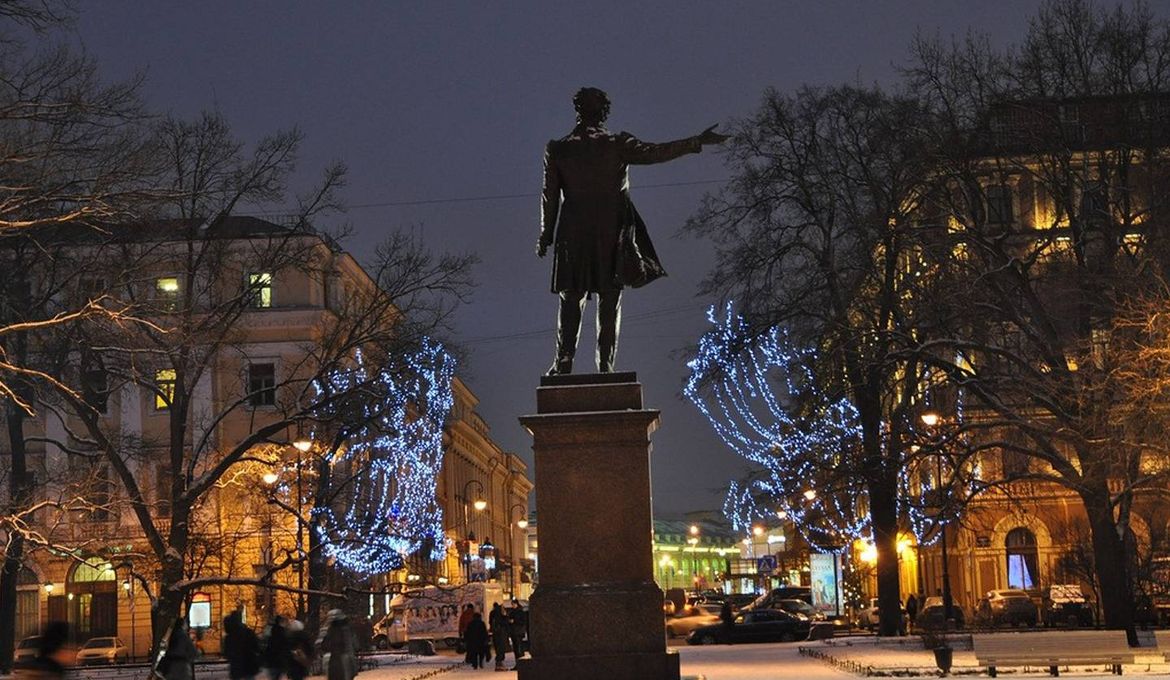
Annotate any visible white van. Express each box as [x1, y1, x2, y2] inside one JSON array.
[[374, 582, 505, 649]]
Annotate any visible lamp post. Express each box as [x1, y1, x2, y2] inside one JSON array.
[[290, 432, 312, 621], [510, 503, 528, 596], [461, 479, 487, 581], [921, 411, 954, 627]]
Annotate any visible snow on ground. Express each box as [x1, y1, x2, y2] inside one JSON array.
[[801, 635, 1170, 678]]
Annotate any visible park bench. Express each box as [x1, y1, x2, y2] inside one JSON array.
[[973, 630, 1135, 677]]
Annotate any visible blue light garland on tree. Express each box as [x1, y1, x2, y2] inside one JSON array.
[[310, 339, 455, 574], [685, 304, 870, 550], [687, 304, 961, 550]]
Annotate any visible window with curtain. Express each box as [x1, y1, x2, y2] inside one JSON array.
[[1005, 527, 1039, 590]]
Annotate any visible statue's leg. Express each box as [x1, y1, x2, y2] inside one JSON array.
[[548, 290, 585, 375], [596, 289, 622, 372]]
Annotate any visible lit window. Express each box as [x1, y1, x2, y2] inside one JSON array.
[[1005, 527, 1038, 590], [156, 277, 180, 311], [248, 363, 276, 407], [155, 369, 176, 410], [248, 272, 272, 308]]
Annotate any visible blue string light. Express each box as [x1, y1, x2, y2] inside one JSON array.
[[686, 304, 958, 550], [310, 339, 455, 574], [685, 304, 870, 550]]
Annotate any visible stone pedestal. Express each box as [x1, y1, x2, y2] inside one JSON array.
[[516, 372, 679, 680]]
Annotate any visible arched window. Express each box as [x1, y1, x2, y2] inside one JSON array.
[[1005, 527, 1038, 590]]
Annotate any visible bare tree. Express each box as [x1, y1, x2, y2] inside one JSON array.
[[687, 84, 941, 636], [10, 110, 476, 657], [905, 0, 1170, 634]]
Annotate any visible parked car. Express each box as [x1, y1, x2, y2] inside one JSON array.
[[686, 609, 810, 645], [856, 598, 906, 631], [775, 598, 825, 621], [13, 636, 41, 667], [76, 637, 129, 665], [727, 592, 760, 609], [746, 586, 812, 611], [915, 596, 966, 631], [1041, 584, 1094, 627], [974, 589, 1038, 627], [665, 603, 723, 638]]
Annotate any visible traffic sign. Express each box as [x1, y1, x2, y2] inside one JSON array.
[[756, 555, 777, 574]]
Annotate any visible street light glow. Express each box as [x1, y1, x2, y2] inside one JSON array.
[[263, 471, 279, 485], [293, 437, 312, 453], [803, 489, 817, 501], [473, 498, 487, 511], [776, 510, 787, 520], [517, 518, 529, 529], [921, 411, 940, 427], [752, 525, 764, 536], [689, 524, 700, 535]]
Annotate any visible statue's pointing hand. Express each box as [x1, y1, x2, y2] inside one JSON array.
[[698, 124, 731, 146]]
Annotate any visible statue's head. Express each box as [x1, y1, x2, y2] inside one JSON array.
[[573, 87, 610, 125]]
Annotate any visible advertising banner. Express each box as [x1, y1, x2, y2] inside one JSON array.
[[809, 553, 842, 616]]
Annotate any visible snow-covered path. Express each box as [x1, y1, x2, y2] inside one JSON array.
[[349, 642, 846, 680]]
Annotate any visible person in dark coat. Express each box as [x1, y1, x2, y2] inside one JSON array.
[[489, 603, 509, 671], [222, 611, 260, 680], [720, 600, 735, 629], [507, 600, 528, 666], [537, 86, 729, 375], [905, 594, 919, 627], [284, 620, 313, 680], [15, 621, 70, 680], [262, 616, 288, 680], [318, 610, 357, 680], [463, 613, 489, 669], [457, 603, 474, 651], [161, 619, 197, 680]]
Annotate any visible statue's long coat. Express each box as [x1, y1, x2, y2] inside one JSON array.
[[540, 125, 700, 293]]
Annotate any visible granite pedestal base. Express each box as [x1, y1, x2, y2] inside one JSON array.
[[517, 372, 679, 680]]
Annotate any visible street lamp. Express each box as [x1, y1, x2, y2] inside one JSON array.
[[803, 489, 817, 501], [262, 470, 280, 486], [42, 582, 53, 594], [920, 411, 954, 627], [292, 422, 313, 453], [461, 479, 487, 581], [509, 503, 529, 595], [687, 534, 700, 587]]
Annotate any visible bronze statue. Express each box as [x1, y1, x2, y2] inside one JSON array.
[[537, 87, 728, 375]]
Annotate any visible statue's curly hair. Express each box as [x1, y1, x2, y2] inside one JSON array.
[[573, 87, 610, 123]]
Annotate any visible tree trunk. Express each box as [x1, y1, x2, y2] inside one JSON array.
[[305, 455, 331, 638], [859, 391, 903, 637], [1081, 481, 1135, 639], [870, 467, 902, 637], [0, 357, 29, 673]]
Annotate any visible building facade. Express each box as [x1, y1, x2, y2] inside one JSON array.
[[0, 217, 531, 658]]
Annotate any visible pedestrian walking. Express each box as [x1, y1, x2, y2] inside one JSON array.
[[160, 619, 197, 680], [463, 612, 488, 669], [507, 600, 528, 667], [905, 594, 919, 627], [262, 616, 289, 680], [15, 622, 70, 680], [457, 604, 474, 653], [284, 620, 313, 680], [489, 603, 509, 671], [318, 610, 357, 680], [222, 611, 261, 680]]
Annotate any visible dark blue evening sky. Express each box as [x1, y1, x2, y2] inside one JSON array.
[[70, 1, 1147, 516]]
